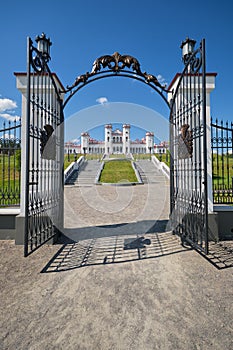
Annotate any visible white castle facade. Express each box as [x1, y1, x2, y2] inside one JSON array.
[[65, 124, 167, 155]]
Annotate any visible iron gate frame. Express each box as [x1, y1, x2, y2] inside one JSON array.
[[169, 39, 209, 254], [24, 35, 209, 256]]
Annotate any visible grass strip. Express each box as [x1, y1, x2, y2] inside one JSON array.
[[99, 160, 138, 183]]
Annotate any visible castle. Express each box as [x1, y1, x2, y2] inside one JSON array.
[[65, 124, 167, 155]]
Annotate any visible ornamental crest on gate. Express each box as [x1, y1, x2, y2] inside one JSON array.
[[178, 124, 193, 159], [40, 124, 56, 160]]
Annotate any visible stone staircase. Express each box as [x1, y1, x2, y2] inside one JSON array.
[[65, 160, 101, 186], [135, 160, 163, 184], [65, 159, 164, 186]]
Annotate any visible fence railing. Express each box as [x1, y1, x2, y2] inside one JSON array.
[[0, 119, 21, 207], [211, 118, 233, 204], [0, 117, 232, 207]]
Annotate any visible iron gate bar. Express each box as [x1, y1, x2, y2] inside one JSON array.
[[202, 39, 209, 254]]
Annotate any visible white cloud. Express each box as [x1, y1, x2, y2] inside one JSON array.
[[0, 113, 21, 122], [2, 133, 15, 139], [96, 97, 108, 105], [156, 74, 166, 85], [71, 138, 80, 144], [0, 98, 17, 113], [0, 98, 20, 123]]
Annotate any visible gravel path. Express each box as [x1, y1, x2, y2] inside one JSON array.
[[0, 240, 232, 350]]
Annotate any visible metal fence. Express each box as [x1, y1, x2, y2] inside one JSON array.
[[211, 118, 233, 204], [0, 119, 21, 207], [0, 116, 232, 207]]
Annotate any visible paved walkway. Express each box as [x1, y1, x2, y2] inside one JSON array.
[[63, 160, 170, 241], [0, 160, 232, 350]]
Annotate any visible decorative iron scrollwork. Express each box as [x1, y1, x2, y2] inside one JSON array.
[[40, 124, 56, 160], [66, 52, 167, 91], [183, 50, 202, 74], [30, 48, 48, 73], [189, 55, 202, 74], [91, 52, 141, 73], [178, 124, 193, 159]]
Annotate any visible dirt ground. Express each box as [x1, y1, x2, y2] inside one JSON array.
[[0, 238, 232, 350], [1, 166, 232, 349]]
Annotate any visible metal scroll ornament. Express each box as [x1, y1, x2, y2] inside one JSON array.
[[184, 51, 202, 74], [30, 48, 48, 73], [66, 52, 167, 91]]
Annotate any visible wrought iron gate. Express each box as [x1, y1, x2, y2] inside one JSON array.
[[170, 39, 209, 254], [23, 34, 209, 256], [24, 36, 64, 256]]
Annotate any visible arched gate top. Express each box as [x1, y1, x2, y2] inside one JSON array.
[[63, 52, 170, 108]]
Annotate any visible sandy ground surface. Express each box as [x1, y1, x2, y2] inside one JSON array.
[[1, 162, 233, 350], [1, 238, 233, 350]]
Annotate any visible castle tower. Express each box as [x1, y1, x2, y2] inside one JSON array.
[[123, 124, 130, 154], [81, 132, 90, 154], [105, 124, 112, 154], [146, 132, 154, 153]]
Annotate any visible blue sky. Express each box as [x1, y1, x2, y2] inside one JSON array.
[[0, 0, 232, 141]]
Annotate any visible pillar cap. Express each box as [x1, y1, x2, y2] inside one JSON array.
[[167, 72, 217, 91]]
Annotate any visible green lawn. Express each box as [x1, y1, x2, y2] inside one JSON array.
[[64, 153, 81, 170], [99, 160, 138, 183], [133, 153, 151, 160], [109, 154, 129, 159], [212, 154, 233, 187], [0, 154, 20, 206], [132, 152, 170, 166], [154, 153, 170, 167]]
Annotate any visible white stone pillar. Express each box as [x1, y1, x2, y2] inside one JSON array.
[[14, 72, 65, 244]]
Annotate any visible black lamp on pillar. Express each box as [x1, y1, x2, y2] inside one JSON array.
[[180, 37, 196, 65], [35, 33, 52, 62]]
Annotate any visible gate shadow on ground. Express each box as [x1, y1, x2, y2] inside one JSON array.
[[41, 224, 189, 273]]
